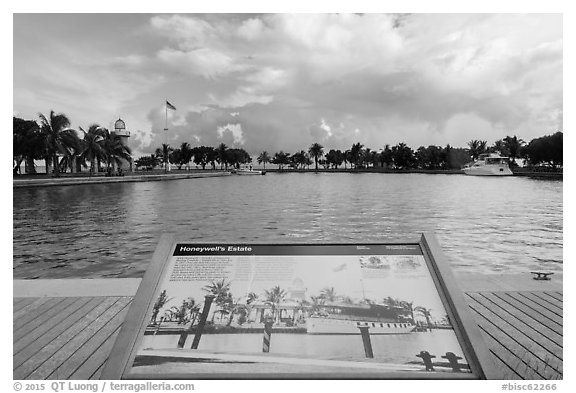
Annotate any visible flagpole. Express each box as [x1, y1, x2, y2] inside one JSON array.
[[164, 99, 168, 172], [164, 99, 168, 143]]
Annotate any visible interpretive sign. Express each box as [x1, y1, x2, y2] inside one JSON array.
[[102, 233, 499, 379]]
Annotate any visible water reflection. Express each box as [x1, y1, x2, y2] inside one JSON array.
[[13, 173, 562, 278]]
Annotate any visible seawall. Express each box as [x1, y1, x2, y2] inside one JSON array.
[[13, 171, 232, 188]]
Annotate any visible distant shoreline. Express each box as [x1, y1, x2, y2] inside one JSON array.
[[13, 167, 562, 188], [265, 168, 563, 178]]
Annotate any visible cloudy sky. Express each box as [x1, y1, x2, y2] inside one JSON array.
[[13, 13, 562, 157]]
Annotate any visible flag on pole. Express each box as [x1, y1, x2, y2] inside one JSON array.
[[166, 100, 177, 111]]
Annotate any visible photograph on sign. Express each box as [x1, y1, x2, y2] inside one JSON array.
[[125, 244, 472, 377]]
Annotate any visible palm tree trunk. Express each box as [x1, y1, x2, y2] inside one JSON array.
[[90, 158, 96, 177], [45, 158, 51, 175], [52, 154, 60, 177], [25, 157, 36, 174], [227, 310, 235, 326]]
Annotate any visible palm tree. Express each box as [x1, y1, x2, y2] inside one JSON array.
[[308, 143, 324, 170], [247, 292, 259, 304], [79, 124, 106, 176], [467, 140, 487, 160], [225, 296, 247, 326], [291, 150, 307, 169], [155, 143, 172, 173], [203, 279, 232, 323], [151, 290, 173, 325], [492, 139, 509, 156], [350, 143, 364, 168], [265, 285, 286, 324], [257, 151, 271, 170], [179, 142, 193, 168], [242, 292, 259, 324], [343, 149, 351, 169], [38, 110, 81, 177], [400, 301, 416, 323], [415, 306, 433, 331], [216, 143, 228, 169], [503, 135, 525, 165], [167, 297, 198, 324], [102, 129, 132, 173], [13, 117, 44, 175], [272, 151, 290, 170], [319, 287, 338, 303]]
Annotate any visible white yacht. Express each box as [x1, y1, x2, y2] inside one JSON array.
[[235, 168, 266, 175], [462, 153, 513, 176], [306, 303, 415, 335]]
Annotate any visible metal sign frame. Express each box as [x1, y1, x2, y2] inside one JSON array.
[[102, 233, 500, 380]]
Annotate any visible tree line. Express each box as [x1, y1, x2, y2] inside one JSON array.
[[135, 142, 252, 171], [150, 280, 439, 329], [140, 132, 563, 172], [13, 112, 131, 176], [13, 110, 563, 175]]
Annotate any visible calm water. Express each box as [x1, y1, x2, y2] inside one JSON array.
[[13, 173, 562, 279]]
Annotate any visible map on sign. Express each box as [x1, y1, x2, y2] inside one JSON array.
[[116, 242, 476, 378]]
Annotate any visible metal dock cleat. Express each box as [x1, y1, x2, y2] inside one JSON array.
[[530, 271, 554, 281]]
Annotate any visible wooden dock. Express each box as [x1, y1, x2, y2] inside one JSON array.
[[13, 274, 562, 380]]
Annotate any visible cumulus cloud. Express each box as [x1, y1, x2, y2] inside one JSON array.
[[144, 14, 561, 152], [13, 14, 563, 158]]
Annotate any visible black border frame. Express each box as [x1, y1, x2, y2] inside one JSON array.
[[101, 233, 501, 380]]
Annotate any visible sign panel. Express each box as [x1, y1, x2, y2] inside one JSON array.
[[103, 234, 498, 379]]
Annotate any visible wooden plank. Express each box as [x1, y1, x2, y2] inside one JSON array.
[[13, 297, 122, 379], [467, 298, 540, 379], [467, 293, 562, 374], [502, 292, 562, 326], [469, 293, 562, 357], [90, 362, 105, 380], [14, 297, 86, 343], [468, 293, 562, 380], [14, 297, 36, 309], [498, 293, 563, 331], [13, 297, 60, 324], [12, 298, 111, 369], [467, 301, 546, 380], [487, 349, 523, 380], [13, 297, 102, 361], [519, 292, 562, 315], [480, 293, 562, 347], [543, 292, 562, 303], [527, 292, 562, 312], [26, 297, 132, 380], [68, 327, 122, 380], [46, 299, 131, 380]]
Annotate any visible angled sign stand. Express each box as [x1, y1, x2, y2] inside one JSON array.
[[102, 233, 500, 379]]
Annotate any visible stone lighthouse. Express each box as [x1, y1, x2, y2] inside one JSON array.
[[111, 118, 132, 172]]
